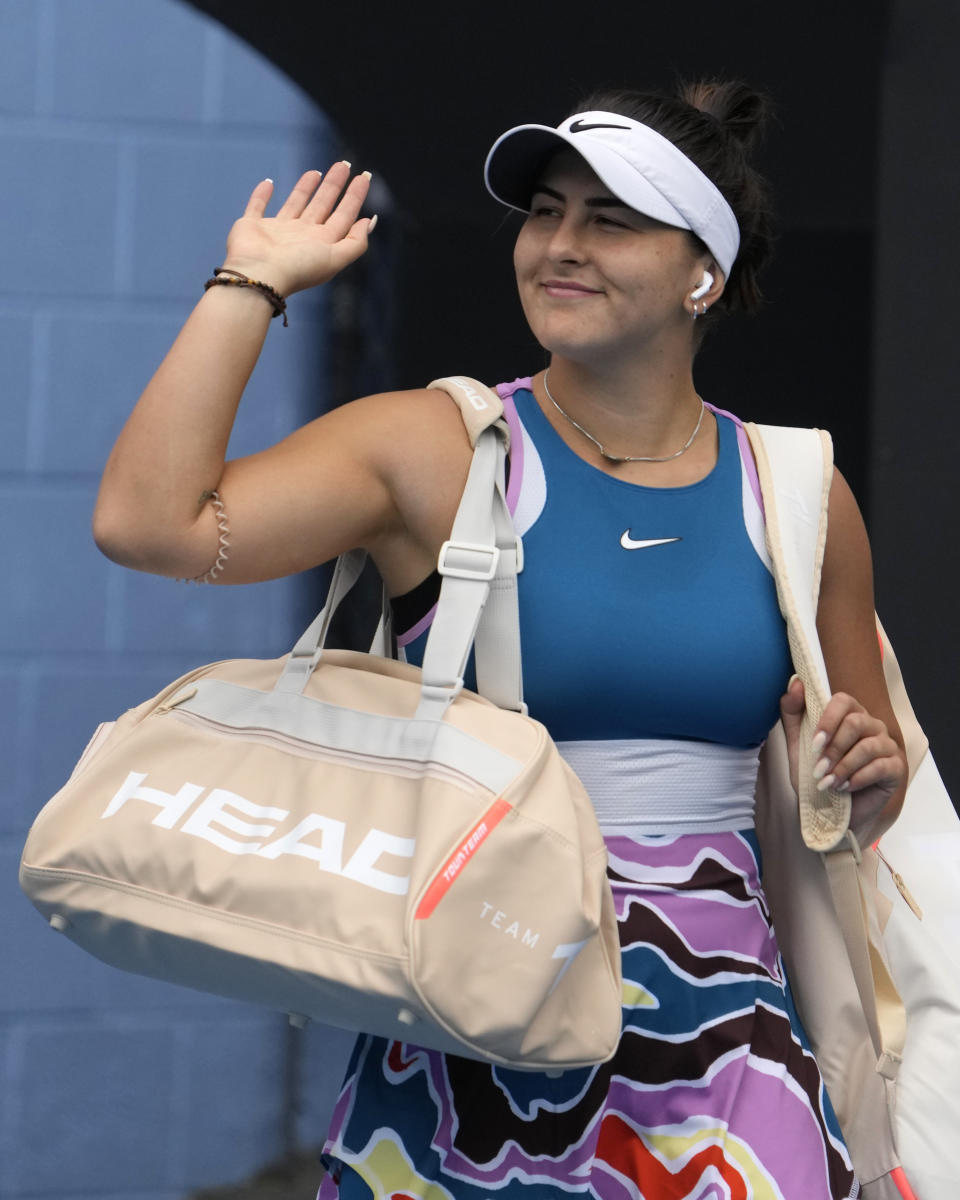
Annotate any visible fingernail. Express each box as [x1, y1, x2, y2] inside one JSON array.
[[361, 170, 373, 181], [787, 673, 800, 688], [816, 773, 837, 793], [812, 755, 831, 781], [341, 159, 352, 169], [835, 780, 850, 793], [264, 177, 273, 184], [368, 213, 379, 232], [812, 731, 828, 754]]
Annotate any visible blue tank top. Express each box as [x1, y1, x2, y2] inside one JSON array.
[[396, 386, 791, 748]]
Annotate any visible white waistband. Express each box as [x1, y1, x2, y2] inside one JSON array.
[[557, 737, 761, 836]]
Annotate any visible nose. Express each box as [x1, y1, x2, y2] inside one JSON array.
[[546, 214, 587, 264]]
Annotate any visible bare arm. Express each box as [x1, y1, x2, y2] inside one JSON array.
[[780, 469, 907, 844], [93, 164, 402, 581]]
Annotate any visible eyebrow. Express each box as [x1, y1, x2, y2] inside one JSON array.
[[532, 183, 630, 210]]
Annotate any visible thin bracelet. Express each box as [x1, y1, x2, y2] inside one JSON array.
[[204, 267, 288, 326], [179, 491, 231, 584]]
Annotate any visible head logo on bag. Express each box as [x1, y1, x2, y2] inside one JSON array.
[[103, 771, 415, 896]]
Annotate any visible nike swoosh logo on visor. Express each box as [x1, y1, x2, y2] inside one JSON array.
[[568, 119, 631, 133], [620, 532, 681, 550]]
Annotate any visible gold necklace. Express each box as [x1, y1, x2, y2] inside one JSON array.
[[542, 369, 705, 465]]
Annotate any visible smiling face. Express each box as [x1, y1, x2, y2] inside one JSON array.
[[513, 150, 712, 367]]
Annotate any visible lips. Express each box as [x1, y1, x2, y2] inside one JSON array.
[[541, 279, 603, 298]]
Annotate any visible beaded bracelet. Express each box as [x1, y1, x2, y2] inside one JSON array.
[[204, 267, 288, 326], [179, 490, 231, 584]]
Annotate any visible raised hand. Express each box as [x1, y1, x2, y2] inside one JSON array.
[[221, 163, 375, 298], [780, 677, 906, 845]]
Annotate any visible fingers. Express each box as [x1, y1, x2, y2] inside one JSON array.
[[243, 178, 275, 219], [779, 674, 804, 719], [302, 163, 372, 234], [324, 214, 378, 274], [273, 169, 324, 220], [811, 692, 901, 794], [778, 675, 804, 796], [246, 163, 373, 232]]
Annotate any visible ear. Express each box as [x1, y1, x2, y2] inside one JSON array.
[[685, 260, 726, 318]]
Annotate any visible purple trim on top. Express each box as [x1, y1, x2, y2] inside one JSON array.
[[496, 377, 531, 517], [397, 601, 437, 648], [705, 401, 764, 518], [496, 376, 534, 401], [499, 393, 524, 517]]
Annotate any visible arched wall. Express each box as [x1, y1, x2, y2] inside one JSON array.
[[0, 2, 350, 1196]]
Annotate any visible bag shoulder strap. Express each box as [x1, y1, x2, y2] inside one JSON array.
[[427, 376, 510, 449], [748, 420, 909, 1069], [744, 421, 850, 851], [426, 376, 525, 713]]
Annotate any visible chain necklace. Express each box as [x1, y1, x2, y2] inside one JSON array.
[[542, 369, 706, 465]]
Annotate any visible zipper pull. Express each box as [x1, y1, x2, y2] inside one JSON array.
[[875, 846, 923, 920], [156, 685, 198, 715]]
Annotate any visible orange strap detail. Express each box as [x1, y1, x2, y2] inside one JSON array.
[[415, 798, 513, 919]]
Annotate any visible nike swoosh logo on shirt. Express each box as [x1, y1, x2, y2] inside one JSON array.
[[620, 532, 682, 550]]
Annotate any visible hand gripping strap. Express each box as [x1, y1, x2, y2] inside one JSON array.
[[747, 422, 908, 1073], [745, 422, 851, 851]]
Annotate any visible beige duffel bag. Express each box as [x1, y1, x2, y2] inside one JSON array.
[[19, 378, 622, 1072]]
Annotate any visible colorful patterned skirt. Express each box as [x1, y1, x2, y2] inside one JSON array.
[[318, 830, 859, 1199]]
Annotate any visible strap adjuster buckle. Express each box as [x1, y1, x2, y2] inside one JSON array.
[[437, 540, 500, 582]]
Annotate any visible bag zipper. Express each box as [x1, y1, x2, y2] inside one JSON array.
[[158, 699, 486, 793]]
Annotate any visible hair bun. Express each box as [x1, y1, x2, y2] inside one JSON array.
[[680, 80, 772, 154]]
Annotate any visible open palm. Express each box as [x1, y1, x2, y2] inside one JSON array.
[[223, 162, 374, 297]]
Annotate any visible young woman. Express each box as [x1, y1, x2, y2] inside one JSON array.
[[94, 80, 905, 1199]]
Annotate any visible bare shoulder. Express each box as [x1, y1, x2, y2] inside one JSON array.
[[305, 384, 475, 529], [288, 385, 471, 470], [345, 385, 472, 459], [357, 386, 476, 591], [289, 385, 476, 592], [204, 386, 475, 588]]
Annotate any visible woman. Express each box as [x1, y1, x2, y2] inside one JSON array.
[[94, 80, 906, 1199]]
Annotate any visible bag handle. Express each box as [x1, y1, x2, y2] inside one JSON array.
[[273, 549, 369, 693], [274, 412, 518, 718], [275, 375, 524, 718]]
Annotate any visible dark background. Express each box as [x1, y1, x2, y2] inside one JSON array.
[[189, 0, 960, 798]]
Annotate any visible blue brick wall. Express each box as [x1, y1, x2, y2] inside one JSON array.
[[0, 2, 354, 1195]]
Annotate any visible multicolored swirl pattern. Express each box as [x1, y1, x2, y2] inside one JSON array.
[[319, 831, 859, 1200]]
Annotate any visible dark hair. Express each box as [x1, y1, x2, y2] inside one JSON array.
[[572, 80, 775, 320]]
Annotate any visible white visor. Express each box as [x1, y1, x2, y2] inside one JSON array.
[[484, 111, 740, 279]]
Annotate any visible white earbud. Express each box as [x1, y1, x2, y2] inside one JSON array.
[[690, 271, 714, 301]]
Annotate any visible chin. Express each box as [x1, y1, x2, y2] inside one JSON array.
[[531, 330, 623, 366]]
